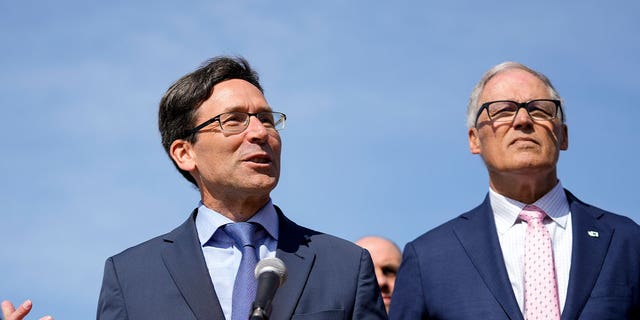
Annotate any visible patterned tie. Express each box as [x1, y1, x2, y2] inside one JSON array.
[[519, 205, 561, 320], [224, 222, 259, 320]]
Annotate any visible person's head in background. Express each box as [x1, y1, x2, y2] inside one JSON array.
[[356, 236, 402, 312]]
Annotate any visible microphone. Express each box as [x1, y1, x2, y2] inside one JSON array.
[[250, 257, 287, 320]]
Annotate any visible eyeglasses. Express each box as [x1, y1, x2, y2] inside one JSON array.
[[187, 111, 286, 136], [475, 99, 562, 127]]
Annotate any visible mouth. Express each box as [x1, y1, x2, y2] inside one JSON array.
[[243, 153, 273, 164], [510, 137, 538, 146]]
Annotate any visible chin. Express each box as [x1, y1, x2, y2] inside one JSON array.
[[245, 176, 279, 191], [509, 153, 553, 166], [509, 161, 557, 174]]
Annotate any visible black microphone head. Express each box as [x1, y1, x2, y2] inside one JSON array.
[[254, 257, 287, 287]]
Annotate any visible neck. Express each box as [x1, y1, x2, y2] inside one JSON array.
[[200, 192, 270, 222], [488, 169, 559, 204]]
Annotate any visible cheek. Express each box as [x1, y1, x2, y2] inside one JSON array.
[[555, 128, 567, 149], [193, 141, 236, 171], [479, 126, 505, 145], [271, 135, 282, 148], [270, 137, 283, 158], [373, 268, 384, 280], [480, 134, 506, 155]]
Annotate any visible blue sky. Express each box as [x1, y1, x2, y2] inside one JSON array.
[[1, 1, 638, 318]]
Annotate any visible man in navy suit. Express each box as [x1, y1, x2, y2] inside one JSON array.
[[389, 62, 639, 319], [97, 56, 387, 320]]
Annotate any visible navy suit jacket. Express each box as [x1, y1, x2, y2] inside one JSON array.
[[97, 207, 387, 320], [389, 190, 639, 319]]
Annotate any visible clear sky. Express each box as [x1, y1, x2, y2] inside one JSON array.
[[1, 1, 638, 318]]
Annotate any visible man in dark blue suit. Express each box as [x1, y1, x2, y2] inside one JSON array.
[[389, 62, 639, 319], [97, 56, 387, 320]]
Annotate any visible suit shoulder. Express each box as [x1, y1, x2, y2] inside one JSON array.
[[598, 209, 640, 233], [597, 210, 640, 245], [405, 201, 489, 255], [568, 196, 640, 255], [278, 211, 366, 257], [408, 212, 470, 248], [107, 233, 168, 264], [107, 214, 195, 262], [301, 225, 366, 256], [571, 196, 640, 235], [281, 220, 367, 266], [107, 217, 192, 264]]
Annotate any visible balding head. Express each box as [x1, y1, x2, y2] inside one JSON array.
[[356, 236, 402, 312]]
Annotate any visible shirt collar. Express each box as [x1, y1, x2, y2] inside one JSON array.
[[195, 199, 280, 246], [490, 181, 570, 235]]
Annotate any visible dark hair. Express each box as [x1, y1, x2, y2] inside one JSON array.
[[158, 56, 263, 186]]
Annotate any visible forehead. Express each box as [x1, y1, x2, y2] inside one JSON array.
[[480, 68, 551, 103], [359, 239, 402, 261], [200, 79, 270, 115]]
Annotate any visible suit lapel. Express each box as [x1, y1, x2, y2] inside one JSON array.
[[453, 196, 524, 320], [161, 210, 225, 320], [560, 191, 613, 320], [269, 207, 316, 320]]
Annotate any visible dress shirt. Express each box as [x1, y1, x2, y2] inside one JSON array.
[[195, 200, 279, 320], [490, 181, 572, 315]]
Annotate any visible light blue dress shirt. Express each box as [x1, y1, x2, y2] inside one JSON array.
[[195, 200, 279, 320]]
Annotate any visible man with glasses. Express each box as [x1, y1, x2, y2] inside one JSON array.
[[97, 56, 386, 320], [389, 62, 639, 319]]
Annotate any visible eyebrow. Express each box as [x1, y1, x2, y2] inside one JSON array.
[[222, 105, 273, 113]]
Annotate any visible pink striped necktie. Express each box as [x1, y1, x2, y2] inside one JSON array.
[[519, 205, 561, 320]]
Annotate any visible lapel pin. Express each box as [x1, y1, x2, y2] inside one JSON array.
[[587, 230, 599, 238]]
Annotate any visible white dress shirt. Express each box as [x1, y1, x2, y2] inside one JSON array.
[[195, 200, 279, 320], [490, 181, 572, 315]]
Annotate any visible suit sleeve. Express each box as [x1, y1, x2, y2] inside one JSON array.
[[353, 249, 389, 319], [96, 257, 129, 320], [388, 242, 427, 320]]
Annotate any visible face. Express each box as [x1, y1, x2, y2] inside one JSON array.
[[469, 68, 568, 178], [356, 237, 402, 312], [171, 79, 281, 204]]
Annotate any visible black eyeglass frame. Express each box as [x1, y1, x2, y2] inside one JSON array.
[[474, 99, 563, 127], [185, 111, 287, 137]]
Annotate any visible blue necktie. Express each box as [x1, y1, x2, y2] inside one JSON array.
[[224, 222, 259, 320]]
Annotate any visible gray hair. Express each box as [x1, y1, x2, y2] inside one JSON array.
[[466, 61, 564, 128]]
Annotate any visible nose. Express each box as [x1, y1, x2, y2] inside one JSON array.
[[512, 106, 534, 130], [378, 277, 390, 293], [245, 116, 269, 143]]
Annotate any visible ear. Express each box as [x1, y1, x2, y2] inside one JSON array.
[[468, 127, 482, 154], [559, 123, 569, 151], [169, 139, 197, 172]]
